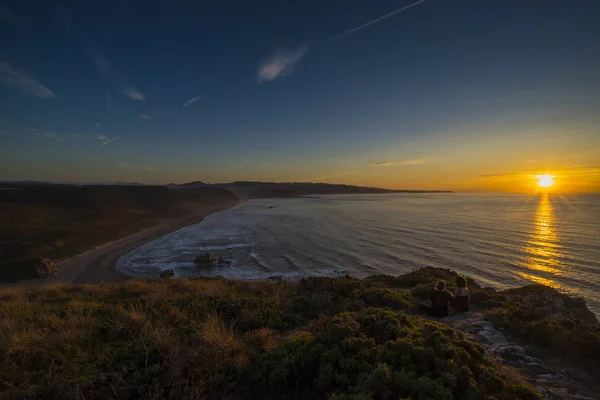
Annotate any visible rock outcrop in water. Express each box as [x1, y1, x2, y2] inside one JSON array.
[[160, 269, 175, 279], [194, 252, 215, 264]]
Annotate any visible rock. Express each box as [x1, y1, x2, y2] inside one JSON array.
[[160, 269, 175, 279], [502, 285, 599, 325], [482, 287, 496, 293], [218, 257, 226, 264], [194, 251, 215, 264], [267, 276, 283, 281], [36, 258, 59, 277]]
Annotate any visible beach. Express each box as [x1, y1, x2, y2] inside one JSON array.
[[1, 201, 238, 288]]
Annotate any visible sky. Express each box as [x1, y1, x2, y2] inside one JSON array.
[[0, 0, 599, 192]]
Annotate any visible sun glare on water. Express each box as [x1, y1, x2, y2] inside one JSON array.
[[537, 175, 554, 188]]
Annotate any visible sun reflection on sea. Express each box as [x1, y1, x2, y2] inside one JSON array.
[[517, 194, 564, 287]]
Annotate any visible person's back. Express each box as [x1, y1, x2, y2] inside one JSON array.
[[452, 276, 470, 312], [419, 280, 453, 317], [429, 287, 453, 317]]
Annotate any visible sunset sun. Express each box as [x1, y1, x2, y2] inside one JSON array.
[[537, 175, 554, 188]]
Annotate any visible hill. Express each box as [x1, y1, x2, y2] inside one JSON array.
[[0, 182, 237, 283], [0, 267, 573, 400], [173, 181, 453, 199]]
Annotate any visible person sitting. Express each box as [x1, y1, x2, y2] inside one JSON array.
[[452, 276, 470, 312], [419, 280, 454, 317]]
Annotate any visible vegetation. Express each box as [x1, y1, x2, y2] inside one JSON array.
[[0, 183, 237, 282], [402, 268, 600, 377], [0, 271, 541, 400]]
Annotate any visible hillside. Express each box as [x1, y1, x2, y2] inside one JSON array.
[[0, 183, 237, 282], [1, 267, 598, 399], [173, 181, 453, 199]]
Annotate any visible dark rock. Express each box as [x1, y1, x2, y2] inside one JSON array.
[[160, 269, 175, 279], [194, 251, 215, 264], [218, 257, 226, 264], [36, 258, 59, 277], [483, 287, 497, 293], [502, 285, 599, 326]]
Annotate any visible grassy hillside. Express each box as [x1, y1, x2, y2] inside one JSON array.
[[0, 268, 546, 400], [0, 184, 237, 282]]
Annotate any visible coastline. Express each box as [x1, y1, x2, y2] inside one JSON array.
[[1, 201, 238, 288]]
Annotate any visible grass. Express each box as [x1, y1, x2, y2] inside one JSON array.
[[0, 272, 544, 400]]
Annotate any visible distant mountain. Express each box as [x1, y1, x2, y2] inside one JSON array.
[[113, 181, 146, 186], [174, 181, 210, 188], [170, 181, 453, 198]]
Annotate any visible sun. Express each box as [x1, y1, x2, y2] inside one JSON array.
[[537, 174, 554, 188]]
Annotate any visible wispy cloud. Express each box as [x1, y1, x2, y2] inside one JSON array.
[[0, 61, 56, 99], [117, 162, 155, 172], [315, 171, 357, 181], [92, 52, 145, 101], [258, 44, 309, 83], [106, 91, 112, 114], [138, 114, 151, 120], [95, 122, 101, 129], [480, 165, 600, 178], [323, 0, 426, 43], [479, 172, 520, 178], [97, 135, 120, 147], [0, 5, 22, 25], [39, 131, 64, 141], [183, 96, 201, 107], [371, 158, 427, 167]]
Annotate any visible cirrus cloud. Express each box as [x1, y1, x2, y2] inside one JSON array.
[[0, 61, 56, 99], [183, 95, 201, 107], [258, 44, 309, 83], [371, 158, 427, 167], [92, 51, 145, 101]]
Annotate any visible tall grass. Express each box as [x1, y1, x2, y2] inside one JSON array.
[[0, 271, 545, 399]]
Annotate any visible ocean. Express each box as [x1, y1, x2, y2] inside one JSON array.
[[117, 193, 600, 315]]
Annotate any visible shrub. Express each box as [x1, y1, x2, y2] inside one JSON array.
[[0, 271, 540, 399]]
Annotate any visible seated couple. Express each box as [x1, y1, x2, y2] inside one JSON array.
[[419, 276, 470, 318]]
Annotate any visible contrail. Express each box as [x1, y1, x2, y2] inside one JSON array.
[[323, 0, 426, 44], [100, 136, 120, 147]]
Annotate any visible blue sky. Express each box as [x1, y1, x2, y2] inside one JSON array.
[[1, 0, 599, 191]]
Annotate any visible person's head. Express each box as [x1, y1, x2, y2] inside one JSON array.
[[435, 280, 446, 290], [455, 276, 467, 288]]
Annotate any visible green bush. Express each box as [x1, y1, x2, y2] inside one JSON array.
[[361, 287, 411, 310], [0, 270, 542, 399], [248, 308, 537, 399]]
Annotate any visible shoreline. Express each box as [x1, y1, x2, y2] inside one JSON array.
[[1, 201, 238, 288]]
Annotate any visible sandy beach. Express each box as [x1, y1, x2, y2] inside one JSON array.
[[2, 201, 238, 288]]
